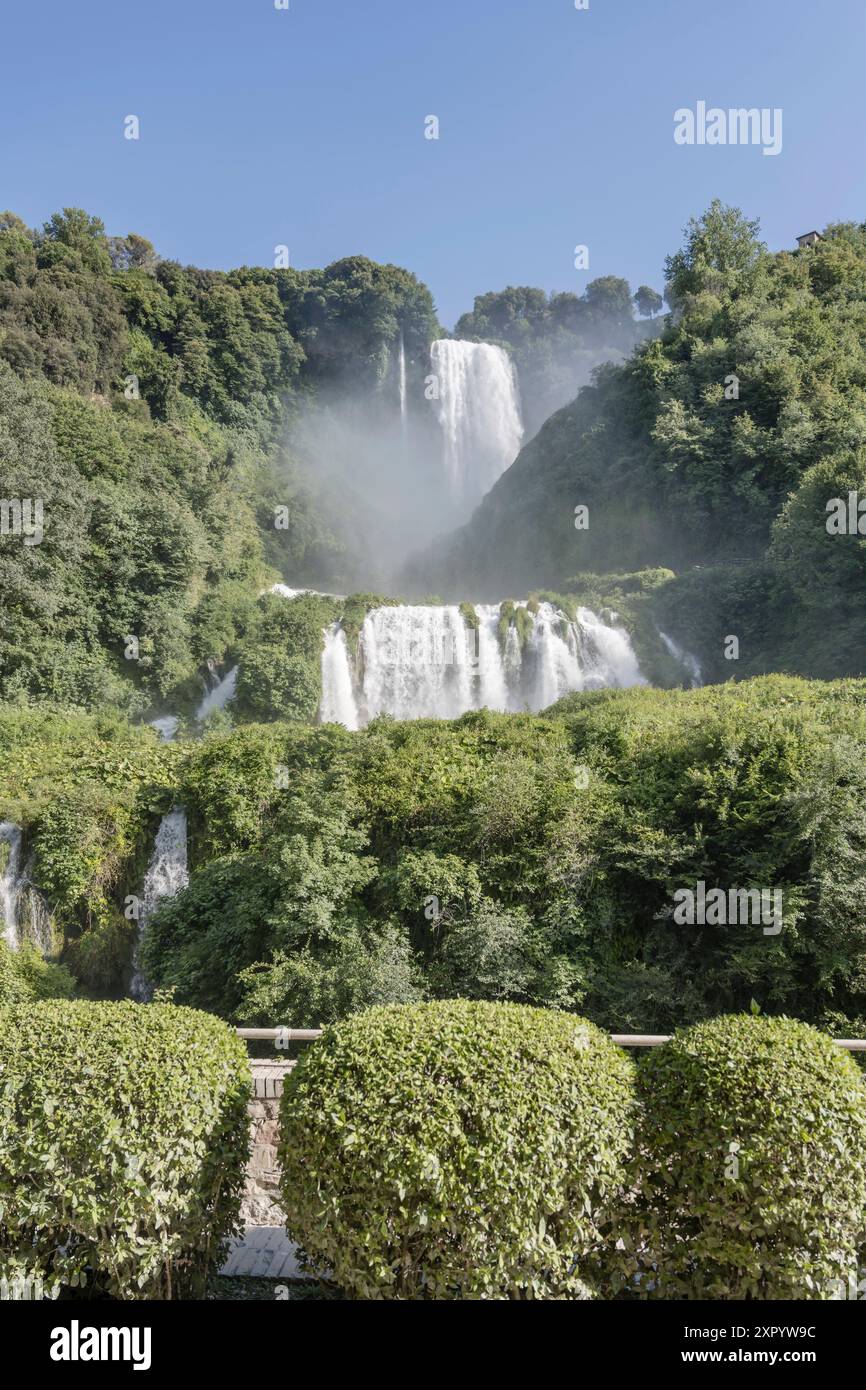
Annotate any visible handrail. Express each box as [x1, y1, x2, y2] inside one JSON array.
[[236, 1027, 866, 1051]]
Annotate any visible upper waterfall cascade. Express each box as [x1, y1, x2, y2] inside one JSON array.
[[430, 339, 523, 503], [318, 601, 646, 728]]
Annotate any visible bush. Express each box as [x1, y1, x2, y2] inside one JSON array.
[[0, 1000, 250, 1299], [620, 1015, 866, 1299], [0, 941, 76, 1004], [279, 999, 635, 1299]]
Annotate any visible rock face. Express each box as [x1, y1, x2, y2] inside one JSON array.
[[242, 1059, 295, 1225]]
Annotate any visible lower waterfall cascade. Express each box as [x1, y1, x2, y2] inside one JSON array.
[[0, 821, 24, 949], [130, 806, 189, 1002], [318, 601, 647, 728], [0, 820, 53, 954]]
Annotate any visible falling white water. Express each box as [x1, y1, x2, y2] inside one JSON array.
[[320, 625, 359, 730], [195, 665, 238, 721], [269, 583, 346, 601], [0, 822, 24, 949], [150, 715, 180, 742], [659, 631, 703, 687], [398, 331, 408, 433], [430, 340, 523, 503], [130, 806, 189, 1002], [318, 601, 645, 727]]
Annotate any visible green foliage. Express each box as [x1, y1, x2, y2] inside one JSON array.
[[0, 209, 440, 713], [616, 1015, 866, 1299], [121, 676, 866, 1036], [0, 941, 75, 1004], [0, 1000, 250, 1299], [278, 1000, 635, 1299], [419, 204, 866, 678]]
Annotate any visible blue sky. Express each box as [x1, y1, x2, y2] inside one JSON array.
[[2, 0, 865, 327]]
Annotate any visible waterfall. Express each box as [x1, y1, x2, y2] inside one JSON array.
[[320, 625, 359, 730], [150, 715, 180, 742], [398, 331, 408, 433], [130, 807, 189, 1002], [317, 601, 645, 728], [0, 822, 24, 949], [195, 665, 238, 721], [659, 631, 702, 687], [430, 340, 523, 503]]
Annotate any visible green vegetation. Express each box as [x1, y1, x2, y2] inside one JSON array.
[[278, 1000, 635, 1299], [0, 1000, 250, 1299], [425, 203, 866, 682], [128, 675, 866, 1038], [0, 208, 437, 716], [0, 940, 75, 1003], [6, 673, 866, 1034], [617, 1015, 866, 1299]]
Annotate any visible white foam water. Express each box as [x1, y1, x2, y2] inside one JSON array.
[[0, 822, 24, 949], [320, 625, 359, 730], [195, 665, 238, 721], [318, 601, 646, 728], [430, 339, 523, 504], [130, 807, 189, 1002]]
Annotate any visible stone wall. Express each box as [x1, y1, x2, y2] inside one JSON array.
[[241, 1058, 295, 1226]]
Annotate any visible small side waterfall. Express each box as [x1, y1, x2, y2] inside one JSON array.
[[430, 339, 523, 504], [398, 331, 408, 434], [659, 631, 702, 687], [0, 824, 52, 954], [0, 822, 24, 949], [130, 807, 189, 1002], [195, 665, 238, 722], [317, 601, 645, 728], [320, 625, 359, 730]]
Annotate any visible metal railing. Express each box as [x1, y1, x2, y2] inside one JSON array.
[[237, 1027, 866, 1051]]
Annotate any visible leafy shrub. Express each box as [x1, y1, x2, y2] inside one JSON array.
[[0, 1000, 250, 1299], [0, 941, 75, 1004], [279, 999, 635, 1299], [619, 1015, 866, 1299]]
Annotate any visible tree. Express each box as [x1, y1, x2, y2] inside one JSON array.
[[634, 285, 663, 319], [108, 233, 159, 273], [664, 200, 764, 305]]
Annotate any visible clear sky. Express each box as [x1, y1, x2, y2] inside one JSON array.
[[2, 0, 865, 328]]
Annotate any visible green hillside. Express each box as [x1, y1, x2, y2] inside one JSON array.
[[413, 203, 866, 681]]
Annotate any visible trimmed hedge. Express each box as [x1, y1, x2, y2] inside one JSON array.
[[279, 999, 635, 1299], [619, 1015, 866, 1300], [0, 1000, 251, 1299]]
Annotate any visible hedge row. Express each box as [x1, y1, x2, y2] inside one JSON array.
[[0, 1001, 250, 1300], [279, 1003, 866, 1300]]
